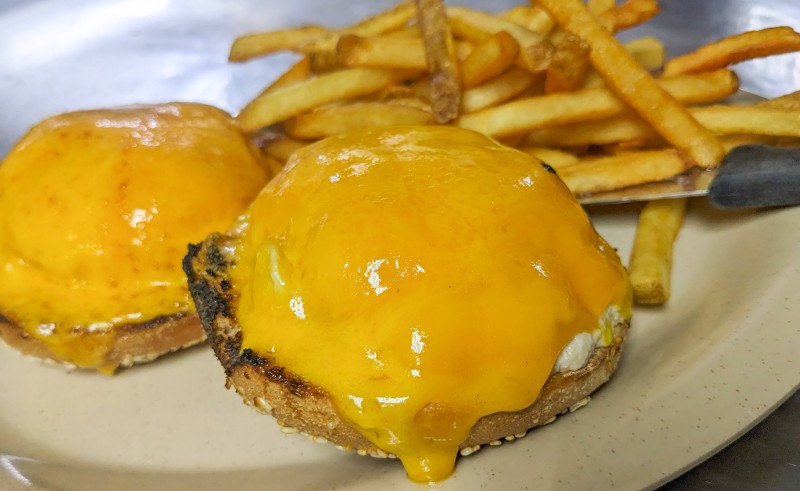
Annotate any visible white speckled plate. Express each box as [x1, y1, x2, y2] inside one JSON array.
[[1, 1, 799, 490]]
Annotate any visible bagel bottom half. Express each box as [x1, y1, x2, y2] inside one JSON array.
[[183, 126, 631, 482], [0, 312, 205, 372], [185, 235, 628, 469]]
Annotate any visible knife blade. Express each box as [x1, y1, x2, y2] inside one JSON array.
[[577, 144, 800, 209]]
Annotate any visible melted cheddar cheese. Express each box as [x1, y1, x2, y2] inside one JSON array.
[[0, 103, 269, 370], [231, 126, 631, 482]]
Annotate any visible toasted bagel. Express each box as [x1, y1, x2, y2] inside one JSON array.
[[0, 312, 205, 370], [185, 233, 628, 456], [0, 102, 270, 373], [183, 126, 631, 482]]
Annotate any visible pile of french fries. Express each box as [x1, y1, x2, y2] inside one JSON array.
[[229, 0, 800, 305]]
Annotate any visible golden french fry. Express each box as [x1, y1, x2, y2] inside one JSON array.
[[719, 134, 780, 152], [582, 37, 666, 88], [760, 90, 800, 110], [599, 138, 650, 154], [691, 105, 800, 137], [558, 148, 693, 195], [308, 49, 342, 73], [460, 31, 520, 88], [664, 26, 800, 76], [524, 102, 800, 148], [237, 67, 412, 132], [229, 26, 329, 62], [499, 5, 555, 36], [497, 133, 527, 147], [447, 6, 552, 73], [259, 56, 312, 94], [517, 146, 580, 170], [623, 36, 665, 70], [298, 2, 417, 53], [544, 33, 590, 93], [337, 34, 428, 70], [261, 134, 310, 162], [379, 25, 422, 40], [385, 96, 433, 112], [597, 0, 661, 33], [628, 199, 687, 305], [461, 67, 538, 113], [649, 68, 740, 105], [263, 153, 287, 177], [458, 69, 739, 137], [524, 112, 659, 147], [415, 0, 462, 123], [455, 40, 476, 60], [537, 0, 725, 168], [284, 101, 435, 139], [587, 0, 616, 17]]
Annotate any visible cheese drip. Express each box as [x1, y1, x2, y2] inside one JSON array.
[[232, 126, 631, 482], [0, 103, 269, 370]]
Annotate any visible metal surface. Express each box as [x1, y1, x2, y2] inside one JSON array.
[[0, 0, 799, 490]]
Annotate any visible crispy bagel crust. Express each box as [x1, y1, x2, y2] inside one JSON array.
[[0, 311, 206, 372], [185, 233, 629, 456]]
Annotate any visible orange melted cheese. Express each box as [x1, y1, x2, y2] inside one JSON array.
[[231, 126, 631, 482], [0, 103, 269, 370]]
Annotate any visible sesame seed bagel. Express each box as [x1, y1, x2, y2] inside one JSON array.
[[0, 312, 205, 372], [0, 102, 270, 374], [184, 232, 629, 458]]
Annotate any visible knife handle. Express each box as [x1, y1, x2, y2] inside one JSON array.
[[708, 144, 800, 209]]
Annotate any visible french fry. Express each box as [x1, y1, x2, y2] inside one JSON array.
[[599, 138, 650, 154], [760, 90, 800, 110], [261, 135, 310, 162], [298, 2, 417, 53], [260, 56, 312, 94], [628, 199, 687, 305], [623, 36, 665, 70], [719, 134, 780, 152], [447, 6, 552, 73], [415, 0, 462, 123], [524, 103, 800, 148], [587, 0, 616, 17], [263, 153, 287, 177], [379, 25, 422, 40], [597, 0, 661, 33], [308, 49, 342, 73], [690, 105, 800, 137], [460, 31, 520, 88], [582, 37, 666, 88], [524, 113, 659, 147], [499, 5, 555, 36], [229, 26, 329, 62], [517, 146, 581, 170], [238, 67, 413, 132], [558, 148, 693, 195], [337, 35, 428, 70], [544, 33, 590, 93], [761, 90, 800, 109], [663, 26, 800, 76], [377, 83, 424, 101], [537, 0, 725, 168], [457, 69, 739, 137], [455, 40, 477, 60], [385, 96, 433, 112], [461, 67, 538, 113], [285, 102, 435, 139]]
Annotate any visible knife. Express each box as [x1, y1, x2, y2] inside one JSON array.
[[577, 144, 800, 209]]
